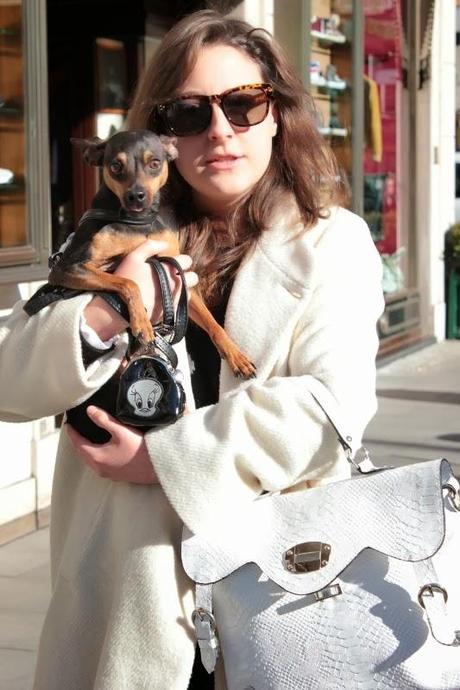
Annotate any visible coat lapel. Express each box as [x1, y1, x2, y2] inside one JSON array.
[[219, 212, 330, 396]]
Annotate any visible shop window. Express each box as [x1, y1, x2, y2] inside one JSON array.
[[0, 0, 51, 282], [309, 2, 353, 193], [0, 2, 26, 250], [363, 1, 404, 296]]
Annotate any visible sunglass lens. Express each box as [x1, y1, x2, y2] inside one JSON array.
[[223, 88, 269, 127], [165, 98, 210, 136]]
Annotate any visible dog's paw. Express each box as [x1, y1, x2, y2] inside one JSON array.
[[131, 315, 154, 344]]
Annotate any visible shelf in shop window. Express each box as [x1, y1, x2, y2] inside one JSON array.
[[318, 126, 348, 138], [310, 76, 348, 92], [0, 105, 23, 120], [0, 178, 25, 199], [0, 32, 21, 56], [310, 30, 346, 45]]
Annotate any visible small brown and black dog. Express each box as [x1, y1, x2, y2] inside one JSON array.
[[49, 129, 255, 378]]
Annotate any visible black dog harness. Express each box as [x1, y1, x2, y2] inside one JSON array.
[[24, 207, 170, 319]]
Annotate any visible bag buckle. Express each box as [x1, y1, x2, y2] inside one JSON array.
[[192, 608, 220, 674], [283, 542, 331, 573], [418, 583, 448, 608]]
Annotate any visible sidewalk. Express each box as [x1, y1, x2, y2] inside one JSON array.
[[366, 339, 460, 475], [1, 340, 459, 689], [0, 527, 49, 690]]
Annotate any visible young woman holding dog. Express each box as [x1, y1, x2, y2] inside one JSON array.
[[0, 10, 384, 690]]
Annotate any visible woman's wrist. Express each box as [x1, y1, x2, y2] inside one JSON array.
[[83, 295, 128, 341]]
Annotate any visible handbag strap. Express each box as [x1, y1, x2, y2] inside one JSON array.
[[193, 583, 220, 674], [147, 258, 175, 335], [155, 256, 189, 344], [305, 376, 380, 474], [146, 256, 188, 345], [413, 558, 460, 647]]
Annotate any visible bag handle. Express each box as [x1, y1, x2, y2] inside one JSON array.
[[155, 256, 189, 344], [305, 376, 381, 474], [146, 256, 188, 345]]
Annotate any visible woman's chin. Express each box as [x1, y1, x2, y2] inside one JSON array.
[[193, 178, 254, 213], [193, 188, 248, 213]]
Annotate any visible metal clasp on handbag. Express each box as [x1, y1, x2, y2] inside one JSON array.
[[443, 476, 460, 511], [283, 542, 331, 573]]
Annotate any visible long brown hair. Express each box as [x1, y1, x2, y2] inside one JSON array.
[[128, 10, 342, 304]]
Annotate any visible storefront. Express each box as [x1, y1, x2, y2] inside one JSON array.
[[273, 0, 452, 357], [0, 0, 455, 540]]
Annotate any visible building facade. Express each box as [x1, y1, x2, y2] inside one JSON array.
[[0, 0, 455, 540]]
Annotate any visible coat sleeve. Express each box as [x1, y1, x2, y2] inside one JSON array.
[[146, 215, 385, 536], [0, 294, 129, 422]]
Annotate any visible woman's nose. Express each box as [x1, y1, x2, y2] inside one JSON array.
[[206, 102, 234, 140]]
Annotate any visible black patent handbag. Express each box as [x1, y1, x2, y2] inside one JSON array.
[[116, 256, 188, 429]]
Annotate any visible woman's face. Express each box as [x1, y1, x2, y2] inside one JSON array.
[[173, 44, 278, 214]]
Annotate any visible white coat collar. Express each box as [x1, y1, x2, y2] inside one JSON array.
[[219, 207, 335, 395]]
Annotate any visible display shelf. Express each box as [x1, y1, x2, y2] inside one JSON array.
[[0, 104, 23, 119], [0, 26, 21, 56], [307, 0, 354, 198], [310, 74, 347, 91], [310, 29, 346, 45], [318, 126, 348, 138], [0, 179, 25, 195]]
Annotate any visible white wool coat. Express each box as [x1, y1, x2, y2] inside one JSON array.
[[0, 206, 384, 690]]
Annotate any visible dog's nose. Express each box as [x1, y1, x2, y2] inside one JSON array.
[[127, 188, 146, 203]]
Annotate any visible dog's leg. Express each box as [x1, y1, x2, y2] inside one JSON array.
[[188, 291, 256, 379], [49, 264, 155, 343]]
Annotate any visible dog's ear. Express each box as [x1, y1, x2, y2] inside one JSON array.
[[159, 135, 178, 162], [70, 137, 107, 166]]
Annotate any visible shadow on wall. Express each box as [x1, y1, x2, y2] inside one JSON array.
[[0, 284, 21, 311]]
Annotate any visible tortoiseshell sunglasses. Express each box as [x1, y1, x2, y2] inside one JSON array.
[[157, 83, 274, 137]]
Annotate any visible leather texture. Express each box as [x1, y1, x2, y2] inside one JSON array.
[[182, 459, 460, 689]]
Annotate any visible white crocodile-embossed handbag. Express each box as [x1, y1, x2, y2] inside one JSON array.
[[182, 380, 460, 690]]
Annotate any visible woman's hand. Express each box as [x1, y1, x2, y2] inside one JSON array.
[[114, 239, 198, 324], [84, 239, 198, 341], [66, 405, 159, 484]]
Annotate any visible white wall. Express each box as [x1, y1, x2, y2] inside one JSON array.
[[229, 0, 274, 32], [423, 0, 456, 340]]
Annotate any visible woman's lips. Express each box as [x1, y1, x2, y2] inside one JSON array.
[[205, 155, 242, 171]]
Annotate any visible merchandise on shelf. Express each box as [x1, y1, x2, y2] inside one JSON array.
[[0, 168, 14, 185], [324, 64, 346, 90], [310, 61, 347, 91], [311, 14, 346, 44]]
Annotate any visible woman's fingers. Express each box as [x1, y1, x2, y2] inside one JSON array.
[[66, 406, 158, 484], [86, 405, 122, 439], [125, 238, 170, 263], [175, 254, 199, 289]]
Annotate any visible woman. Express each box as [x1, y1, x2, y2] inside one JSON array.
[[0, 10, 384, 690]]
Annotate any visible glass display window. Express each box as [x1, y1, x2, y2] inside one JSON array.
[[0, 0, 26, 250], [363, 0, 404, 298], [0, 0, 50, 280], [310, 0, 353, 192]]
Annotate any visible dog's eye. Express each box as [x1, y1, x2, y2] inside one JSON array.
[[110, 161, 123, 174], [148, 159, 161, 170]]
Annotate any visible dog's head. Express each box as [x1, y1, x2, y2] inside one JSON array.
[[71, 130, 178, 215]]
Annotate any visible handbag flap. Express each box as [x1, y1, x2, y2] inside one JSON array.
[[182, 459, 451, 595]]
